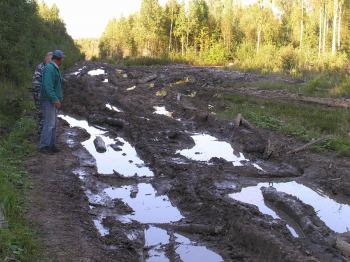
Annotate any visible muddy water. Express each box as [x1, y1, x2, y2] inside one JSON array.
[[93, 217, 109, 237], [177, 134, 248, 167], [61, 114, 225, 260], [88, 68, 105, 76], [145, 226, 224, 262], [104, 183, 184, 223], [59, 115, 153, 177], [230, 181, 350, 233], [106, 103, 123, 112], [153, 106, 173, 118]]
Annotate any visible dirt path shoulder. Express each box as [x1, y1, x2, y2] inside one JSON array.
[[24, 122, 129, 262]]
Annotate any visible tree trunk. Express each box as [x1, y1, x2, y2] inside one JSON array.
[[331, 0, 338, 55], [186, 30, 189, 53], [337, 3, 342, 50], [257, 29, 261, 53], [318, 5, 323, 56], [181, 34, 184, 56], [300, 0, 304, 49], [169, 7, 174, 53], [322, 2, 327, 54]]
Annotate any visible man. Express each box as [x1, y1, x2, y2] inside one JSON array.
[[32, 52, 53, 136], [39, 50, 65, 154]]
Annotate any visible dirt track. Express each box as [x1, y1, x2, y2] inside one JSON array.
[[26, 62, 350, 261]]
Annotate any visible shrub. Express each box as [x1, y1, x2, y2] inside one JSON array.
[[279, 46, 298, 72]]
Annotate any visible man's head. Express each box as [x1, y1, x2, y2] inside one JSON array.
[[52, 50, 65, 67], [44, 52, 53, 65]]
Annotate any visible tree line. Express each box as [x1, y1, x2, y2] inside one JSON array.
[[0, 1, 81, 85], [0, 0, 81, 131], [88, 0, 350, 73]]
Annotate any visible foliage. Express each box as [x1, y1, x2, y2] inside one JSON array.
[[0, 1, 81, 260], [219, 94, 350, 155], [75, 38, 100, 60], [0, 117, 38, 261], [94, 0, 349, 80]]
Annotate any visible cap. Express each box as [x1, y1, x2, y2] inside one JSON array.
[[52, 50, 65, 58]]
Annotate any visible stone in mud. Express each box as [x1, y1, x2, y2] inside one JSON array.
[[170, 224, 223, 235], [336, 232, 350, 258], [113, 199, 134, 214], [94, 136, 107, 153], [130, 185, 138, 198], [110, 144, 122, 151], [89, 114, 127, 129], [261, 186, 336, 247], [105, 117, 126, 128], [258, 161, 301, 178], [137, 74, 157, 84]]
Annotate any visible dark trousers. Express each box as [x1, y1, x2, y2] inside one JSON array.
[[39, 100, 58, 149]]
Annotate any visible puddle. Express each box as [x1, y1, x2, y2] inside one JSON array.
[[104, 183, 183, 223], [59, 115, 153, 176], [229, 181, 350, 233], [105, 103, 123, 112], [103, 79, 109, 83], [145, 226, 169, 262], [127, 86, 136, 91], [88, 68, 105, 76], [72, 168, 89, 180], [93, 216, 109, 236], [70, 66, 86, 76], [177, 134, 248, 167], [153, 106, 173, 118], [175, 233, 223, 262], [144, 227, 223, 262]]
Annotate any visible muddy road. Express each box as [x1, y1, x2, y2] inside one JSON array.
[[27, 62, 350, 261]]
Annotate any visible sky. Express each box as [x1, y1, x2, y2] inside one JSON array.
[[41, 0, 256, 39]]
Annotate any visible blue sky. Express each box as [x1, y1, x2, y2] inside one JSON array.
[[42, 0, 256, 39]]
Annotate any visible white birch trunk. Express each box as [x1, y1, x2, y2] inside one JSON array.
[[300, 0, 304, 49], [331, 0, 338, 55], [318, 5, 323, 56], [322, 3, 327, 54], [257, 29, 261, 53], [337, 3, 342, 50]]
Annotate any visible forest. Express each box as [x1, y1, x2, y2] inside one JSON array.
[[77, 0, 350, 96], [0, 1, 81, 260], [0, 0, 81, 130]]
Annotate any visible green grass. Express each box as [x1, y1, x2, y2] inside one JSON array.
[[218, 94, 350, 156], [102, 56, 189, 67], [0, 116, 39, 261]]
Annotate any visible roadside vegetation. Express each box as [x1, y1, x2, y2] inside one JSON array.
[[0, 1, 81, 260], [218, 94, 350, 156], [77, 0, 350, 97]]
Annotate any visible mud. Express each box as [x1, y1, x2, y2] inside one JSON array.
[[26, 61, 350, 261]]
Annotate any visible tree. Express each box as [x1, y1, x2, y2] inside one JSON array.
[[165, 0, 180, 52], [221, 0, 234, 50], [174, 1, 188, 55], [331, 0, 338, 54]]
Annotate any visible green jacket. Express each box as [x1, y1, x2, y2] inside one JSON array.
[[41, 62, 63, 103]]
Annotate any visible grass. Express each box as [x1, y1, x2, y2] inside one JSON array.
[[218, 94, 350, 156], [0, 114, 39, 261], [102, 56, 189, 67]]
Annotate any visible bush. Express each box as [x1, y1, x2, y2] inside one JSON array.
[[201, 43, 228, 65], [279, 46, 298, 72], [330, 76, 350, 97]]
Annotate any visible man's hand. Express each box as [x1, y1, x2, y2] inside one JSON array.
[[54, 101, 61, 109]]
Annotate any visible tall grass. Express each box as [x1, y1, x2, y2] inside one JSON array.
[[0, 116, 38, 261], [219, 94, 350, 156]]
